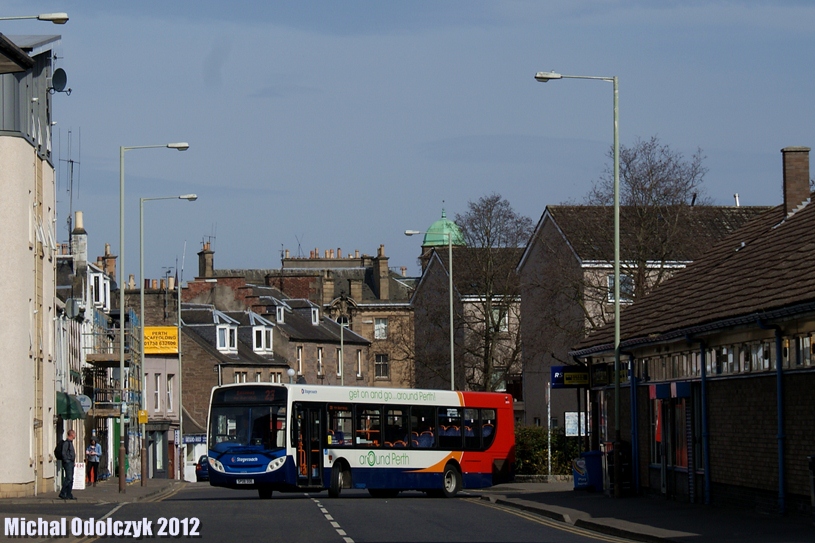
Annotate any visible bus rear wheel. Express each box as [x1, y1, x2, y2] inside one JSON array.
[[329, 464, 344, 498], [441, 464, 462, 498], [258, 486, 273, 499]]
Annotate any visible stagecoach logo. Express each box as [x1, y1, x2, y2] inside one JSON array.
[[232, 456, 259, 463], [300, 388, 318, 395]]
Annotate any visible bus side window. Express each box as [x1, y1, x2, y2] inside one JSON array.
[[385, 408, 408, 447], [327, 404, 353, 447], [482, 409, 497, 449], [356, 407, 380, 446], [410, 406, 436, 448], [464, 408, 481, 450], [438, 407, 462, 450]]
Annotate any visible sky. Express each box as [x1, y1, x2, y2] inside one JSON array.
[[7, 1, 815, 280]]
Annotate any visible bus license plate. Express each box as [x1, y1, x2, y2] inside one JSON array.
[[236, 479, 254, 485]]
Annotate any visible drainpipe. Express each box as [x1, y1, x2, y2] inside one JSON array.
[[758, 320, 786, 514], [699, 339, 711, 505], [625, 352, 639, 494]]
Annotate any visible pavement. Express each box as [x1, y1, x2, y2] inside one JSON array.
[[479, 481, 815, 543], [1, 478, 813, 543]]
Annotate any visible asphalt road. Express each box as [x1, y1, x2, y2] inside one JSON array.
[[1, 483, 637, 543]]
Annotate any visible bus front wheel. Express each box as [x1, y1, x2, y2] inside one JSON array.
[[258, 486, 273, 499], [329, 464, 344, 498], [441, 464, 461, 498]]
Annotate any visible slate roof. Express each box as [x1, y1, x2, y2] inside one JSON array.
[[572, 198, 815, 354], [521, 205, 769, 266], [181, 303, 288, 366]]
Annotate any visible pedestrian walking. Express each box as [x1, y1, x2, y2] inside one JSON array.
[[86, 438, 101, 486], [59, 429, 77, 500]]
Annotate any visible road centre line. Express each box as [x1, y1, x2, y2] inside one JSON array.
[[311, 497, 355, 543]]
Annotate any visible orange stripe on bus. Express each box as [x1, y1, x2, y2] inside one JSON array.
[[407, 451, 464, 473]]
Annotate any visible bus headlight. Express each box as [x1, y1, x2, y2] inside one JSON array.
[[208, 457, 225, 473], [266, 456, 286, 472]]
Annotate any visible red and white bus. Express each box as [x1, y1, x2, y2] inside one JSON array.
[[206, 383, 515, 499]]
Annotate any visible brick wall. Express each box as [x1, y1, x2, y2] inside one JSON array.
[[180, 332, 219, 433]]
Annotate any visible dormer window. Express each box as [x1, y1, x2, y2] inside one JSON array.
[[276, 306, 285, 324], [89, 271, 110, 311], [253, 326, 273, 354], [311, 307, 320, 325], [217, 324, 237, 353]]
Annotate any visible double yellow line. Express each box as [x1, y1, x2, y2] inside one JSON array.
[[473, 499, 638, 543]]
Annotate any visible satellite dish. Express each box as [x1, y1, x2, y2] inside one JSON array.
[[51, 68, 67, 93]]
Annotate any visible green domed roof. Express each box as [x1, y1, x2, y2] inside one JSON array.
[[424, 209, 466, 247]]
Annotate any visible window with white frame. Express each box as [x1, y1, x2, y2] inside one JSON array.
[[375, 354, 389, 379], [336, 348, 342, 376], [167, 374, 174, 412], [311, 308, 320, 325], [253, 326, 273, 354], [317, 348, 323, 374], [154, 374, 161, 411], [374, 318, 389, 339], [297, 346, 303, 374], [356, 350, 363, 378], [217, 325, 238, 353], [276, 306, 285, 324], [270, 372, 281, 383], [234, 371, 247, 383], [607, 274, 634, 303]]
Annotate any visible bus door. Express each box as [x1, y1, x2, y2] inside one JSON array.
[[294, 403, 324, 488]]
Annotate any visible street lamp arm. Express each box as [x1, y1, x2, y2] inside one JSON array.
[[535, 71, 614, 83], [122, 142, 189, 153], [0, 13, 69, 24]]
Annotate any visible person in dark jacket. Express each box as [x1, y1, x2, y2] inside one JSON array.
[[58, 429, 77, 500]]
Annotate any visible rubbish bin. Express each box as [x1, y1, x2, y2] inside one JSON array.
[[573, 451, 603, 492]]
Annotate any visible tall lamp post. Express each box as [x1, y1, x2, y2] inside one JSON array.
[[138, 194, 197, 486], [0, 12, 69, 24], [118, 142, 189, 493], [535, 70, 621, 494], [404, 229, 455, 391]]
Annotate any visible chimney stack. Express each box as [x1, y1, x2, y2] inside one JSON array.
[[101, 243, 117, 279], [373, 245, 389, 300], [782, 146, 811, 215], [71, 211, 88, 271], [198, 241, 214, 278]]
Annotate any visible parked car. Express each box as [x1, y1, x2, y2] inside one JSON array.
[[195, 455, 209, 482]]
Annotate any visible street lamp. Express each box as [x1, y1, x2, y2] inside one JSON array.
[[535, 70, 621, 495], [0, 13, 69, 24], [138, 194, 197, 486], [405, 229, 455, 391], [287, 368, 296, 384], [118, 142, 189, 493]]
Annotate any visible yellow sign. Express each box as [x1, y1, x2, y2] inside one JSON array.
[[144, 326, 179, 354], [138, 410, 148, 424]]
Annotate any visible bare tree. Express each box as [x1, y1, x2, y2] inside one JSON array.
[[583, 135, 711, 303], [454, 194, 533, 392]]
